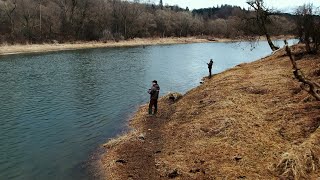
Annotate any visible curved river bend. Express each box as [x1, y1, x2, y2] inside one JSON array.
[[0, 40, 296, 180]]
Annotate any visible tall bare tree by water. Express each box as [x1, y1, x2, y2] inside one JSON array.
[[295, 3, 320, 53], [246, 0, 279, 51]]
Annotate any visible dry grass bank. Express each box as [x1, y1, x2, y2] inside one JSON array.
[[97, 45, 320, 180], [0, 36, 294, 56], [0, 37, 210, 56]]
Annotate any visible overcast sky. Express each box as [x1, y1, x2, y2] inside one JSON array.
[[149, 0, 320, 13]]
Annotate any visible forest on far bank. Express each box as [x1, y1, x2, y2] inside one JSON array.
[[0, 0, 317, 44]]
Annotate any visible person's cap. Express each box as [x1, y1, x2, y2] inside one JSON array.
[[152, 80, 157, 84]]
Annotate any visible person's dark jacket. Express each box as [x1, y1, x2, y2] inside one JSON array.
[[148, 84, 160, 100], [207, 61, 213, 69]]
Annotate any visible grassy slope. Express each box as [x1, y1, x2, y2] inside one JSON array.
[[98, 45, 320, 180]]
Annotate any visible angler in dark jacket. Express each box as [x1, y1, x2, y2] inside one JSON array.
[[148, 80, 160, 115], [207, 59, 213, 78]]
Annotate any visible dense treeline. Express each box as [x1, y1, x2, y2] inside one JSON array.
[[0, 0, 308, 44]]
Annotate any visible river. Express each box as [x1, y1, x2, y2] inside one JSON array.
[[0, 40, 297, 180]]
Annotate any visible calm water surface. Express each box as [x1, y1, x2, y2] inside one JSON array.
[[0, 40, 297, 180]]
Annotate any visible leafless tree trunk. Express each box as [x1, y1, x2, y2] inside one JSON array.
[[247, 0, 279, 51], [4, 0, 17, 39], [39, 0, 42, 38], [284, 40, 320, 101], [295, 3, 319, 54]]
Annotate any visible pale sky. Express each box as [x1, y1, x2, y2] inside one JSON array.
[[149, 0, 320, 13]]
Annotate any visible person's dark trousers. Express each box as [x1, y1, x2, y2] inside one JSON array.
[[209, 68, 212, 78], [149, 99, 158, 114]]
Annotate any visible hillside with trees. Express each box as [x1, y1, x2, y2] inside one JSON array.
[[0, 0, 298, 44]]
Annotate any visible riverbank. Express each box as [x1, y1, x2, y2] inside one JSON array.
[[97, 45, 320, 179], [0, 37, 211, 56], [0, 36, 294, 56]]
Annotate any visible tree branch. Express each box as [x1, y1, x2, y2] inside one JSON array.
[[284, 40, 320, 101]]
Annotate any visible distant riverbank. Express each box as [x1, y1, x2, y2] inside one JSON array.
[[0, 36, 294, 56], [0, 37, 211, 56]]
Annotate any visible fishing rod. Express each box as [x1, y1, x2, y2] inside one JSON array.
[[202, 59, 214, 64]]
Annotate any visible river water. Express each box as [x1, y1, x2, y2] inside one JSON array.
[[0, 40, 297, 180]]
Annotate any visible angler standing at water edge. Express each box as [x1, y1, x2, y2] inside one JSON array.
[[207, 59, 214, 78], [148, 80, 160, 115]]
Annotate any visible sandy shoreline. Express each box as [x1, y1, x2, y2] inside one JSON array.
[[0, 36, 295, 57], [0, 37, 213, 56]]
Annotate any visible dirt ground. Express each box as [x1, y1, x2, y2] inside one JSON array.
[[97, 45, 320, 180]]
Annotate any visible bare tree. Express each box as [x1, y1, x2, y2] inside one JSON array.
[[155, 9, 173, 37], [87, 0, 113, 41], [189, 15, 204, 36], [284, 40, 320, 100], [51, 0, 80, 39], [174, 11, 192, 37], [295, 3, 320, 53], [246, 0, 279, 51], [269, 15, 296, 36], [2, 0, 17, 39], [18, 0, 37, 42]]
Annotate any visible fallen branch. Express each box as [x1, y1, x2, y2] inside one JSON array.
[[284, 40, 320, 101]]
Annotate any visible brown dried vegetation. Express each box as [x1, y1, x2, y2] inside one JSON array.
[[98, 45, 320, 179]]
